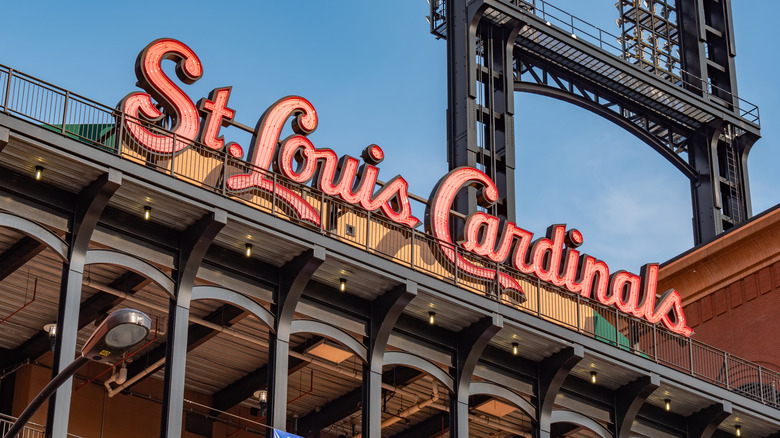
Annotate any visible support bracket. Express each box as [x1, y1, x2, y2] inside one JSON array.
[[614, 374, 660, 438], [537, 344, 584, 438], [362, 280, 417, 438], [687, 401, 733, 438], [450, 313, 503, 437]]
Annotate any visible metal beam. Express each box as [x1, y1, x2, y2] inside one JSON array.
[[0, 237, 47, 282], [450, 314, 503, 438], [687, 402, 733, 438], [211, 339, 315, 414], [160, 209, 227, 438], [267, 246, 325, 430], [389, 411, 449, 438], [46, 169, 122, 438], [363, 281, 417, 438], [299, 366, 423, 437], [615, 374, 660, 438], [537, 345, 584, 438], [0, 126, 8, 153], [124, 302, 247, 388], [0, 272, 148, 372]]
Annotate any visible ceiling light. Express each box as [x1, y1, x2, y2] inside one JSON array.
[[665, 399, 670, 411], [590, 371, 597, 384], [143, 206, 151, 221], [35, 166, 43, 181], [475, 399, 516, 417], [305, 339, 354, 364], [736, 425, 741, 437], [245, 243, 252, 257], [339, 278, 347, 292], [512, 342, 519, 356], [428, 311, 436, 325]]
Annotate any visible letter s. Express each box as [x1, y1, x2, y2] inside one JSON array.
[[119, 38, 202, 154]]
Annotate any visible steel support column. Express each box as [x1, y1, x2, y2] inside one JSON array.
[[677, 0, 755, 242], [687, 401, 733, 438], [446, 0, 520, 223], [537, 345, 584, 438], [449, 313, 502, 438], [362, 281, 417, 438], [267, 246, 325, 431], [614, 374, 659, 438], [160, 209, 227, 438], [46, 169, 122, 438]]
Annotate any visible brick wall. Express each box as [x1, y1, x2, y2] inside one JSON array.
[[683, 260, 780, 372]]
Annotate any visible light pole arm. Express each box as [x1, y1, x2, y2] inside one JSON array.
[[3, 355, 90, 438]]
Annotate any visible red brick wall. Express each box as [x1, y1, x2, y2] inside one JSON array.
[[683, 261, 780, 372]]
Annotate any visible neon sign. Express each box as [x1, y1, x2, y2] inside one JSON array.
[[120, 39, 692, 337]]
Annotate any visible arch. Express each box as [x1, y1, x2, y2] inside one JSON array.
[[514, 81, 697, 180], [290, 319, 367, 363], [550, 410, 612, 438], [84, 249, 174, 297], [469, 381, 536, 419], [191, 285, 274, 329], [384, 350, 454, 392], [0, 211, 68, 261]]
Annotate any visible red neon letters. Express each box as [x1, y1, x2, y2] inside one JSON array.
[[427, 168, 692, 337], [120, 39, 691, 337], [120, 39, 203, 154]]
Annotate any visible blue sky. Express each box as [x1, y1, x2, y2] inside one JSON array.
[[1, 1, 777, 274]]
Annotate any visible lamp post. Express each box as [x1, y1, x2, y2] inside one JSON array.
[[3, 308, 151, 438]]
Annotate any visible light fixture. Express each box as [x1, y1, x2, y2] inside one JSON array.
[[254, 389, 268, 417], [5, 309, 150, 438], [664, 399, 671, 411], [34, 166, 43, 181], [43, 323, 57, 352], [428, 311, 436, 325], [143, 206, 151, 221], [512, 342, 519, 356], [590, 371, 597, 384], [305, 339, 354, 364], [736, 425, 741, 437], [245, 243, 252, 257], [339, 278, 347, 292]]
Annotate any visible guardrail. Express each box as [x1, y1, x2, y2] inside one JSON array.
[[0, 414, 82, 438], [0, 63, 778, 410], [428, 0, 761, 126]]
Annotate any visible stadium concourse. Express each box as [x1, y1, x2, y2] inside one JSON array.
[[1, 1, 780, 438]]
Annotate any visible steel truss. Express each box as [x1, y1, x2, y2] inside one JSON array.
[[436, 0, 761, 244]]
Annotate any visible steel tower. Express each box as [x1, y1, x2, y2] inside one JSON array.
[[431, 0, 760, 245]]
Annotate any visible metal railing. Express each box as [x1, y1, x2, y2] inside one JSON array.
[[429, 0, 760, 125], [1, 63, 778, 410], [0, 414, 82, 438], [513, 0, 760, 125]]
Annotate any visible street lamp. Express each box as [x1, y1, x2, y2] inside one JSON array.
[[4, 308, 151, 438]]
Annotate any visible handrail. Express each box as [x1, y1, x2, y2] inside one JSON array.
[[0, 413, 82, 438], [429, 0, 760, 126], [515, 0, 760, 126], [0, 63, 778, 410]]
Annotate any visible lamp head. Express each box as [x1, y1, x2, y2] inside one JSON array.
[[81, 309, 151, 364]]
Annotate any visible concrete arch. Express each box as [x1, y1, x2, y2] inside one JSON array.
[[290, 319, 367, 363], [84, 249, 174, 297], [550, 410, 612, 438], [470, 381, 536, 419], [191, 285, 274, 329], [0, 211, 68, 261], [384, 350, 454, 392]]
